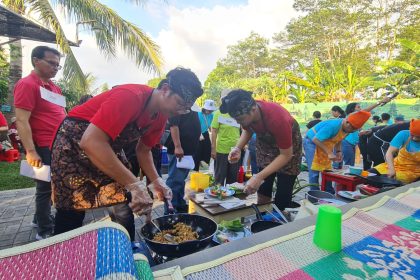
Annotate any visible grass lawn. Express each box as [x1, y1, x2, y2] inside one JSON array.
[[0, 160, 35, 191]]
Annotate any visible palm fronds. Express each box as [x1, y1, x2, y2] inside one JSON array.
[[50, 0, 163, 74]]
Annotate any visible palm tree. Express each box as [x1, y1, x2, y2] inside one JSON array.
[[2, 0, 162, 101]]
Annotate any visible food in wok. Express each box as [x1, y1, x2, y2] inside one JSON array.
[[152, 222, 199, 244]]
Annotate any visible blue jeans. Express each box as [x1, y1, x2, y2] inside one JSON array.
[[303, 137, 319, 187], [35, 146, 54, 236], [165, 154, 190, 213], [342, 139, 356, 166], [303, 138, 335, 193]]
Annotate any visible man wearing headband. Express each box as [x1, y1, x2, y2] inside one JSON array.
[[51, 67, 203, 239], [222, 89, 302, 211], [304, 110, 371, 193], [370, 119, 420, 184]]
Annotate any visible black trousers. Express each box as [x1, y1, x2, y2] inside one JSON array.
[[257, 169, 297, 210], [358, 134, 372, 170], [54, 202, 136, 241], [367, 137, 388, 166]]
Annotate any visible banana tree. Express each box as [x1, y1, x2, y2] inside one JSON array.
[[371, 39, 419, 97]]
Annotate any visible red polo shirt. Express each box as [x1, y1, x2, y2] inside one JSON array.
[[244, 100, 293, 149], [0, 111, 7, 127], [14, 71, 66, 147], [69, 84, 167, 148]]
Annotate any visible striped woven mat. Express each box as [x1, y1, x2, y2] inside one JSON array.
[[174, 187, 420, 280], [0, 222, 153, 280]]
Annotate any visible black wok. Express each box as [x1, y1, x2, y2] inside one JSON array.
[[250, 204, 282, 234], [347, 173, 403, 188], [140, 213, 218, 258]]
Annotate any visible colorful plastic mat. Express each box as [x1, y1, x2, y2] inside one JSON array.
[[0, 222, 153, 280], [178, 187, 420, 280]]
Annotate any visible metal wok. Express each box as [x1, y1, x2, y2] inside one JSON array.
[[140, 213, 218, 258], [347, 173, 403, 188]]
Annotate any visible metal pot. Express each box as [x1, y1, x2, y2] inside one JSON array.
[[305, 190, 335, 204]]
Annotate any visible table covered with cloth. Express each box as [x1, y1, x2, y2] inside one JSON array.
[[154, 185, 420, 280], [0, 222, 153, 280]]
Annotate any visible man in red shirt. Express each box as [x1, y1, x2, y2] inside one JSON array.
[[222, 89, 302, 211], [0, 111, 8, 145], [0, 111, 7, 132], [14, 46, 66, 240], [51, 67, 203, 239]]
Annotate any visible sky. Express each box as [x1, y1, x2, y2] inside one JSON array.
[[17, 0, 299, 90]]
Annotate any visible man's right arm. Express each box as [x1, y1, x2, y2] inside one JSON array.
[[15, 108, 42, 167]]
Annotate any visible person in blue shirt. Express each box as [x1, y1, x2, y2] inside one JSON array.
[[193, 99, 216, 171], [371, 119, 420, 184], [341, 102, 362, 166], [303, 96, 392, 192], [381, 113, 393, 125]]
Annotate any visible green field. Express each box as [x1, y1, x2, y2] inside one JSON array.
[[282, 98, 420, 130], [0, 161, 35, 191]]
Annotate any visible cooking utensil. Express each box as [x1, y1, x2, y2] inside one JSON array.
[[272, 204, 289, 223], [347, 173, 403, 188], [151, 206, 178, 244], [140, 213, 218, 258], [264, 208, 282, 223], [250, 204, 282, 234], [305, 190, 336, 204]]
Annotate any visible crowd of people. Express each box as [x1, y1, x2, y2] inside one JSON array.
[[1, 45, 419, 242]]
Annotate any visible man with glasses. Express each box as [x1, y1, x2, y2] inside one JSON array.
[[50, 67, 203, 238], [14, 46, 66, 240]]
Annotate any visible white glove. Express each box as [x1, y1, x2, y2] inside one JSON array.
[[244, 174, 264, 195], [125, 180, 153, 221], [148, 176, 173, 199], [199, 134, 205, 141], [228, 147, 241, 163]]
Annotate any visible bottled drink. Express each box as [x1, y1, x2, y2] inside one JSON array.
[[237, 166, 245, 183]]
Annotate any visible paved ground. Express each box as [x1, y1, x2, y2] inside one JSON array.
[[0, 171, 309, 250], [0, 187, 165, 250]]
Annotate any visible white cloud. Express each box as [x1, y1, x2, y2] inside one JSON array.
[[18, 0, 298, 89], [156, 0, 298, 81]]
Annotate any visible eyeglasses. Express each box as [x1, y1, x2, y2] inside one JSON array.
[[40, 59, 62, 70]]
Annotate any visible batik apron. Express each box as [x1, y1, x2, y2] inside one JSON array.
[[374, 138, 420, 184], [51, 96, 152, 210], [254, 107, 302, 176], [311, 127, 348, 172]]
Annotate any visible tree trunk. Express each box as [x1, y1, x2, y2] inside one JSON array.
[[5, 40, 22, 121]]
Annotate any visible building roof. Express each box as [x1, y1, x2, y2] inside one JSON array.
[[0, 5, 77, 46]]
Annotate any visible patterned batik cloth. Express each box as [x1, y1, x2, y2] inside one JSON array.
[[178, 187, 420, 280], [0, 222, 153, 280]]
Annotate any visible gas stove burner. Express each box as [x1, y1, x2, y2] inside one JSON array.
[[149, 242, 218, 266]]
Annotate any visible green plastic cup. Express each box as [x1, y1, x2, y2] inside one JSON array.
[[313, 205, 342, 252]]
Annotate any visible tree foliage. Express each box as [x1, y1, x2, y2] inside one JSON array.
[[204, 0, 419, 103], [0, 47, 9, 105], [2, 0, 163, 94]]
